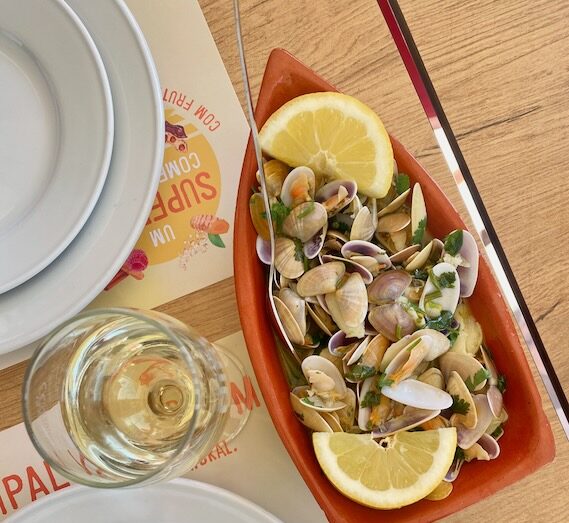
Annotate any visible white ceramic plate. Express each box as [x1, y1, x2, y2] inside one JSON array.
[[6, 479, 283, 523], [0, 0, 114, 293], [0, 0, 163, 353]]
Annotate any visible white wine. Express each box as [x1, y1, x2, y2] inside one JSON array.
[[59, 313, 229, 482]]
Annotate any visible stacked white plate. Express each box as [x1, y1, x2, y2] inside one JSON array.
[[0, 0, 164, 354]]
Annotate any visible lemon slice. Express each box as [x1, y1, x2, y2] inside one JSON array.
[[313, 428, 457, 509], [259, 93, 393, 198]]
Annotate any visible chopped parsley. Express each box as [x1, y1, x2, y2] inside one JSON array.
[[269, 200, 290, 233], [490, 425, 504, 439], [412, 217, 427, 245], [300, 397, 315, 406], [345, 364, 376, 382], [448, 329, 460, 346], [296, 201, 315, 219], [360, 390, 382, 408], [329, 220, 350, 234], [437, 271, 456, 289], [497, 374, 507, 394], [377, 372, 394, 388], [464, 368, 491, 392], [425, 310, 454, 331], [451, 395, 470, 415], [454, 447, 465, 461], [395, 173, 410, 195], [413, 268, 429, 281], [444, 229, 463, 256]]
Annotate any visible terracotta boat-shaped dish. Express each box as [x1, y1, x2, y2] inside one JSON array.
[[233, 48, 554, 522]]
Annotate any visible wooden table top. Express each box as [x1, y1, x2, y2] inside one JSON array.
[[1, 0, 567, 521]]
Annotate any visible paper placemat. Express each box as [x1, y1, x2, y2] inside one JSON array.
[[0, 332, 325, 522]]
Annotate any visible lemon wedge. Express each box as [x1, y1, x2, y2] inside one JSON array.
[[258, 92, 393, 198], [313, 428, 457, 509]]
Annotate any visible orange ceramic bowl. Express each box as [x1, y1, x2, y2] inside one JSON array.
[[234, 48, 555, 522]]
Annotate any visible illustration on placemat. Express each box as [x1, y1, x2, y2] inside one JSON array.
[[165, 120, 188, 152], [105, 248, 149, 290]]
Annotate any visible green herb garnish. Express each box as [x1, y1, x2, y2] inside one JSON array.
[[425, 310, 454, 331], [395, 324, 402, 340], [451, 395, 470, 415], [296, 201, 315, 219], [490, 425, 504, 439], [464, 368, 491, 392], [425, 289, 442, 302], [329, 220, 350, 234], [395, 173, 410, 195], [377, 373, 394, 388], [497, 374, 507, 394], [454, 447, 465, 461], [300, 397, 315, 406], [412, 217, 427, 245], [361, 390, 382, 408], [269, 200, 291, 233], [444, 229, 463, 256], [345, 365, 377, 382], [437, 271, 456, 289], [413, 268, 429, 281], [448, 329, 460, 346], [405, 338, 422, 352]]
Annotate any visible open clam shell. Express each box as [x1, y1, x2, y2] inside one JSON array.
[[320, 254, 373, 284], [274, 296, 304, 346], [457, 230, 479, 298], [280, 165, 316, 208], [451, 302, 483, 355], [302, 355, 348, 400], [381, 379, 453, 410], [325, 273, 368, 338], [419, 262, 460, 318], [282, 201, 328, 242], [368, 302, 415, 342], [478, 433, 500, 459], [378, 188, 410, 218], [457, 394, 494, 449], [256, 235, 272, 265], [290, 392, 333, 432], [404, 240, 433, 272], [389, 244, 420, 264], [315, 180, 357, 216], [279, 288, 306, 336], [306, 302, 337, 337], [372, 407, 440, 438], [439, 352, 488, 392], [257, 159, 289, 198], [411, 183, 427, 245], [350, 206, 376, 241], [304, 221, 328, 260], [275, 237, 305, 279], [367, 269, 412, 304], [297, 262, 345, 297], [418, 368, 445, 389], [447, 371, 477, 429], [377, 212, 410, 234]]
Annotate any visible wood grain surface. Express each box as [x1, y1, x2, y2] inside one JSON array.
[[1, 0, 567, 521]]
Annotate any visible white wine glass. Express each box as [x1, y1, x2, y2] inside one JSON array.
[[22, 308, 249, 487]]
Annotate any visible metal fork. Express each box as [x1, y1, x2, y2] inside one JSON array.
[[232, 0, 301, 365]]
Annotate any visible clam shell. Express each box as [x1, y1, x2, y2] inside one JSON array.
[[350, 206, 375, 241], [372, 407, 440, 438], [321, 254, 373, 284], [346, 336, 371, 366], [290, 392, 333, 432], [350, 255, 384, 277], [280, 166, 315, 208], [302, 355, 348, 399], [439, 352, 488, 391], [457, 394, 494, 449], [249, 193, 271, 240], [419, 262, 460, 318], [451, 302, 483, 355], [390, 230, 408, 252], [341, 240, 386, 260], [377, 188, 410, 217], [320, 412, 343, 432], [411, 183, 427, 244], [306, 302, 337, 337], [389, 244, 420, 264], [404, 240, 433, 272], [325, 273, 368, 338], [367, 302, 415, 342], [296, 262, 345, 297], [257, 159, 289, 198], [425, 481, 453, 501], [377, 212, 411, 233], [381, 379, 453, 410], [360, 334, 390, 369], [367, 269, 412, 304], [418, 368, 445, 389], [282, 202, 328, 242], [447, 371, 477, 429], [315, 180, 358, 216], [457, 230, 479, 298], [256, 235, 271, 265], [273, 296, 304, 345], [478, 433, 500, 459], [411, 328, 451, 360], [337, 388, 357, 431], [274, 237, 304, 279], [279, 288, 306, 336], [379, 334, 414, 372], [304, 222, 328, 259], [328, 330, 357, 356], [430, 238, 444, 263]]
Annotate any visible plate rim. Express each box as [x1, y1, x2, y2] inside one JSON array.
[[0, 0, 114, 293], [5, 478, 283, 522], [0, 0, 163, 353]]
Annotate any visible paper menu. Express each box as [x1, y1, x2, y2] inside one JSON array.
[[91, 0, 249, 311], [0, 332, 326, 523]]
